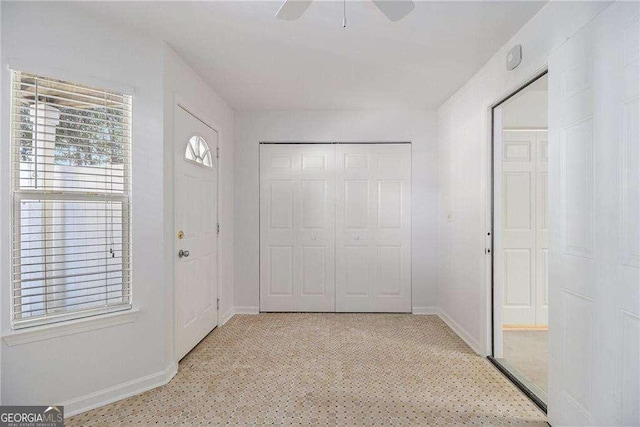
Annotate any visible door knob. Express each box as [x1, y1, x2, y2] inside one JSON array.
[[178, 249, 190, 258]]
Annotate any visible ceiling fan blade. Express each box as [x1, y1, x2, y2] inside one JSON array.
[[276, 0, 314, 21], [371, 0, 415, 22]]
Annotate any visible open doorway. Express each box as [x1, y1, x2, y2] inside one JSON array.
[[490, 72, 548, 411]]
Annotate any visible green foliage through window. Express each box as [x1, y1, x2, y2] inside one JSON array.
[[54, 106, 127, 167]]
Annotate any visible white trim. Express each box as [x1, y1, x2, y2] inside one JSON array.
[[492, 106, 505, 359], [437, 308, 483, 355], [233, 306, 260, 315], [219, 306, 235, 326], [411, 306, 438, 315], [2, 308, 140, 346], [218, 306, 258, 326], [62, 361, 178, 418]]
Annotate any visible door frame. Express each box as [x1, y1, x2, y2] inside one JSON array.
[[486, 70, 548, 413], [171, 96, 221, 361], [258, 141, 412, 313]]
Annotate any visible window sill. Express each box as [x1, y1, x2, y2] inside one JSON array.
[[2, 308, 140, 346]]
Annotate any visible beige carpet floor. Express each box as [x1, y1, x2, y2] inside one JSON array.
[[68, 314, 547, 426]]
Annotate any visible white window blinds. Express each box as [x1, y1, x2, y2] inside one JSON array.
[[11, 70, 133, 328]]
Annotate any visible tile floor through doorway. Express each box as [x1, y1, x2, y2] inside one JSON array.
[[68, 314, 547, 425]]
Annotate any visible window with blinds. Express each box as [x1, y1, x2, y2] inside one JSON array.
[[11, 70, 132, 328]]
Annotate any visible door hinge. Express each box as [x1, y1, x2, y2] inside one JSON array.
[[217, 223, 220, 235], [216, 298, 220, 310], [216, 147, 219, 159]]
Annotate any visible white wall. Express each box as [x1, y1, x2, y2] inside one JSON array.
[[162, 46, 235, 338], [0, 2, 235, 415], [233, 110, 438, 313], [0, 1, 168, 412], [436, 1, 611, 355]]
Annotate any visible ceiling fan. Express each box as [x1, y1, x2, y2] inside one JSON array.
[[276, 0, 415, 24]]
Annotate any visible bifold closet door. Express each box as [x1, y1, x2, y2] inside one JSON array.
[[260, 144, 335, 311], [335, 144, 412, 312]]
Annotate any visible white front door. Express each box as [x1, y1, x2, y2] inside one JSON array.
[[260, 144, 336, 312], [174, 105, 218, 360], [335, 144, 412, 312], [501, 129, 548, 326], [548, 3, 639, 425]]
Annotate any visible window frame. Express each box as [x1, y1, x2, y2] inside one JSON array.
[[10, 70, 133, 329]]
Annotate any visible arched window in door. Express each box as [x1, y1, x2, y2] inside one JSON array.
[[185, 135, 213, 168]]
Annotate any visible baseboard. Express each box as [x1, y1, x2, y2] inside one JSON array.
[[437, 309, 482, 355], [219, 306, 235, 326], [233, 306, 260, 315], [412, 306, 438, 315], [62, 362, 178, 418], [218, 306, 258, 327]]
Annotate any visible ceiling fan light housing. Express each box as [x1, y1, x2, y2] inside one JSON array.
[[275, 0, 415, 22], [371, 0, 415, 22]]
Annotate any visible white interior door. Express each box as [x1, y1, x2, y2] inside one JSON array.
[[260, 144, 335, 312], [501, 130, 537, 326], [501, 129, 548, 326], [335, 144, 411, 312], [174, 105, 218, 360], [548, 3, 639, 425]]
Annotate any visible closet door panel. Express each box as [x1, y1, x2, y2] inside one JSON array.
[[260, 144, 335, 311], [336, 144, 411, 312]]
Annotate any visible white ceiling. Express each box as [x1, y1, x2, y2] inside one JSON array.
[[79, 1, 546, 111]]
